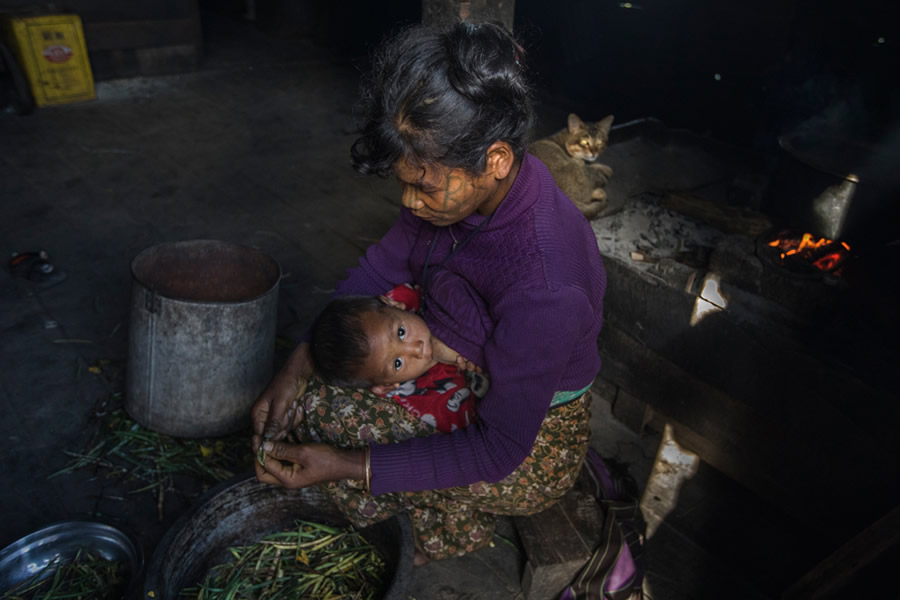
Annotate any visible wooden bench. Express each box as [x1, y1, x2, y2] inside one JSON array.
[[514, 473, 606, 600]]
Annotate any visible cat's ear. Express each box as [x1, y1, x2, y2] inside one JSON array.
[[485, 141, 514, 180], [567, 113, 585, 134], [598, 114, 615, 134]]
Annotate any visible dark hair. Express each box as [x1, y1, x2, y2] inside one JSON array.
[[309, 295, 387, 387], [350, 21, 535, 177]]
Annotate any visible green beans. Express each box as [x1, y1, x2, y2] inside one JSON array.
[[1, 549, 127, 600], [181, 520, 387, 600], [51, 408, 253, 520]]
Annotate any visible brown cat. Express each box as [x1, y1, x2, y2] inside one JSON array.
[[529, 113, 615, 218]]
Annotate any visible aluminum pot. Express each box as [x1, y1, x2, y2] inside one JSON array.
[[0, 521, 143, 598], [126, 240, 281, 438]]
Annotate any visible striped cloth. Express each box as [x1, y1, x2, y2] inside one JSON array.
[[559, 448, 647, 600]]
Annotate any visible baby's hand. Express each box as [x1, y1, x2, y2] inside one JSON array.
[[456, 355, 483, 373], [379, 294, 407, 311]]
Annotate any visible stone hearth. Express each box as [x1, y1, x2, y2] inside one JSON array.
[[591, 121, 900, 551]]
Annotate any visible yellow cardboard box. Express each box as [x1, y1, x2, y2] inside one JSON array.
[[2, 14, 95, 106]]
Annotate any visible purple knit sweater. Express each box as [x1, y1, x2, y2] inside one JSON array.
[[334, 154, 607, 495]]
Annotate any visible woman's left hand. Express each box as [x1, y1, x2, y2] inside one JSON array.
[[255, 440, 365, 489]]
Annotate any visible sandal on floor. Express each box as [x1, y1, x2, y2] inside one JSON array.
[[8, 250, 67, 289]]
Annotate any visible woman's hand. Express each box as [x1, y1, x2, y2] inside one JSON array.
[[251, 342, 313, 451], [255, 440, 366, 489]]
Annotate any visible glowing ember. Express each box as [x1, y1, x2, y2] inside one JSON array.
[[813, 251, 846, 271], [766, 232, 851, 273]]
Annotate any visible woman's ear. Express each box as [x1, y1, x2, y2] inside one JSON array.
[[485, 141, 514, 180]]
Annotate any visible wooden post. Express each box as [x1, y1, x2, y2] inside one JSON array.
[[422, 0, 516, 31], [514, 477, 604, 600]]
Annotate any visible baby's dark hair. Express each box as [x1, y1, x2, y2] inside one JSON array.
[[350, 20, 535, 177], [309, 295, 387, 388]]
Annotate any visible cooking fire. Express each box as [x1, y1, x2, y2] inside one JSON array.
[[765, 230, 851, 273]]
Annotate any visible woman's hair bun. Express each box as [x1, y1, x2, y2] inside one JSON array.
[[443, 21, 526, 104], [351, 20, 534, 175]]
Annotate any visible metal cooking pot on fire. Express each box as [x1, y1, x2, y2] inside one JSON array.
[[765, 131, 900, 247]]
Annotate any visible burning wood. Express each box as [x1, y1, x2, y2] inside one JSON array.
[[765, 231, 851, 274]]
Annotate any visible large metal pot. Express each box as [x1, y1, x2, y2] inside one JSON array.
[[125, 240, 281, 438], [764, 132, 900, 247]]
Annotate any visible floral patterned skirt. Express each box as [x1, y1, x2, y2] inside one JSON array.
[[294, 375, 592, 560]]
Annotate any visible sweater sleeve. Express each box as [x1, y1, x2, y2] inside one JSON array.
[[334, 208, 421, 297], [369, 285, 595, 494]]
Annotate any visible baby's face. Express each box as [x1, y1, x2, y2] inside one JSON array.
[[357, 306, 437, 386]]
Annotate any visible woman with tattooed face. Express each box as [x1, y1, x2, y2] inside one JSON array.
[[252, 20, 608, 566]]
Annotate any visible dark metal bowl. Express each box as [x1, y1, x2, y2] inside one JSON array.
[[0, 521, 143, 597], [144, 471, 414, 600]]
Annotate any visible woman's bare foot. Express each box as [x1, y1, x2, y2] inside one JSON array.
[[413, 549, 431, 566]]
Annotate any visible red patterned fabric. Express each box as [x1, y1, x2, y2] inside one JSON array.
[[378, 284, 477, 433], [379, 362, 477, 433]]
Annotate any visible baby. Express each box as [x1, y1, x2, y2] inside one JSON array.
[[309, 284, 486, 433]]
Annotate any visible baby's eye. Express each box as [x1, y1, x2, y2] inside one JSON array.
[[393, 357, 404, 371], [398, 326, 406, 340]]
